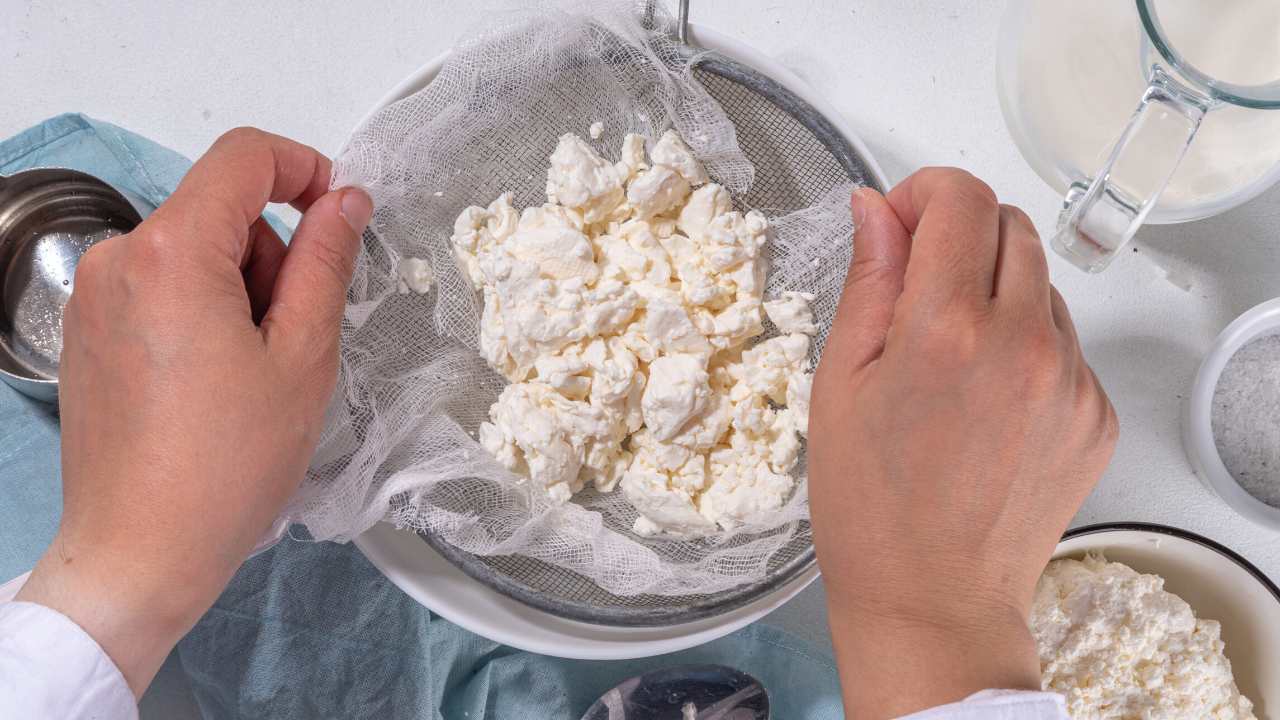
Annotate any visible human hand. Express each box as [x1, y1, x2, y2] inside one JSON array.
[[15, 128, 370, 697], [809, 169, 1118, 718]]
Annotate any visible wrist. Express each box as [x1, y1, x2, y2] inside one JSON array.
[[826, 585, 1041, 718], [16, 534, 201, 698]]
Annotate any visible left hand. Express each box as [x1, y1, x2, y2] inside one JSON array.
[[17, 128, 371, 697]]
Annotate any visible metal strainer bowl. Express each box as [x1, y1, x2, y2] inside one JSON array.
[[410, 5, 883, 627], [347, 2, 888, 640]]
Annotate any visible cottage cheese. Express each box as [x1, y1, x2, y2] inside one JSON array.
[[1030, 553, 1256, 720], [456, 130, 816, 536]]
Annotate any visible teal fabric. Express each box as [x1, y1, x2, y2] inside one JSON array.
[[0, 115, 845, 719], [178, 538, 844, 720]]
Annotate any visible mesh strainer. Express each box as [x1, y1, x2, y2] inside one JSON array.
[[389, 0, 887, 627]]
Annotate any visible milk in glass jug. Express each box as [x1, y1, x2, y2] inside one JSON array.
[[998, 0, 1280, 272]]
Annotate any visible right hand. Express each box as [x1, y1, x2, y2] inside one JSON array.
[[808, 168, 1118, 718]]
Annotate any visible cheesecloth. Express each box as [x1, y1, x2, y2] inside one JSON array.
[[289, 0, 866, 606]]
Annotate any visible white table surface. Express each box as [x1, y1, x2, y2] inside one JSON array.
[[5, 0, 1280, 708]]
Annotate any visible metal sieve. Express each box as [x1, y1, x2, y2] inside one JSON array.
[[411, 0, 886, 627]]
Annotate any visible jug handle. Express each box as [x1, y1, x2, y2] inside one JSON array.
[[1052, 66, 1210, 272]]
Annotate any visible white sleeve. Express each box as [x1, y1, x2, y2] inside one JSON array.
[[0, 600, 138, 720], [896, 689, 1068, 720]]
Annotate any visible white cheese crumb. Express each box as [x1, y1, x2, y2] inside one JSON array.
[[396, 257, 435, 294], [1032, 553, 1256, 719], [455, 129, 817, 536], [589, 121, 604, 139], [642, 355, 710, 441], [545, 133, 624, 224], [651, 129, 710, 185], [627, 165, 691, 219], [615, 133, 648, 181], [764, 291, 818, 335]]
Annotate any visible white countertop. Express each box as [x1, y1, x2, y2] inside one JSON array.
[[4, 0, 1279, 690]]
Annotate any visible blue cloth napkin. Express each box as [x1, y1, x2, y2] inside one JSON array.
[[180, 538, 844, 720], [0, 114, 845, 720]]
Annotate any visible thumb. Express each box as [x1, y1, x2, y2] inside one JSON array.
[[262, 187, 371, 359], [819, 188, 912, 379]]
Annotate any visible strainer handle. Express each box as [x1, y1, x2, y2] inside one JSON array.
[[677, 0, 691, 45]]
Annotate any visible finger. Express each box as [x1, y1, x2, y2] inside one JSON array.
[[885, 168, 1000, 308], [821, 187, 912, 375], [992, 204, 1050, 311], [261, 188, 372, 362], [154, 127, 332, 266], [243, 218, 288, 323]]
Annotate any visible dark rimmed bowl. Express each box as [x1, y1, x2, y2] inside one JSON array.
[[1053, 522, 1280, 715]]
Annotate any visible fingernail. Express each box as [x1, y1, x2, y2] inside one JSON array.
[[851, 187, 875, 227], [340, 188, 373, 233]]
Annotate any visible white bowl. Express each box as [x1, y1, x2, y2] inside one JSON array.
[[354, 522, 817, 659], [1055, 524, 1280, 717], [1183, 297, 1280, 531], [349, 23, 888, 659]]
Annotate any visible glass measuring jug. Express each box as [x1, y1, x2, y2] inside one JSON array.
[[998, 0, 1280, 272]]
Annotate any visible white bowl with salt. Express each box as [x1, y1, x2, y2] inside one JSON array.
[[1185, 297, 1280, 531]]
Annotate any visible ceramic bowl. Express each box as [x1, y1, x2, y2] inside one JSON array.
[[1054, 523, 1280, 716]]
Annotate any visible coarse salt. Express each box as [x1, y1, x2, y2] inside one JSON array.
[[1212, 333, 1280, 507]]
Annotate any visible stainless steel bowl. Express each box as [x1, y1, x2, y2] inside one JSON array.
[[0, 169, 146, 402]]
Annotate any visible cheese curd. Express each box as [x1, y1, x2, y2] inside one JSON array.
[[396, 257, 435, 295], [478, 382, 625, 502], [457, 130, 817, 535], [650, 130, 711, 186], [545, 133, 625, 224], [764, 291, 818, 335], [1031, 553, 1256, 720], [642, 355, 711, 441]]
